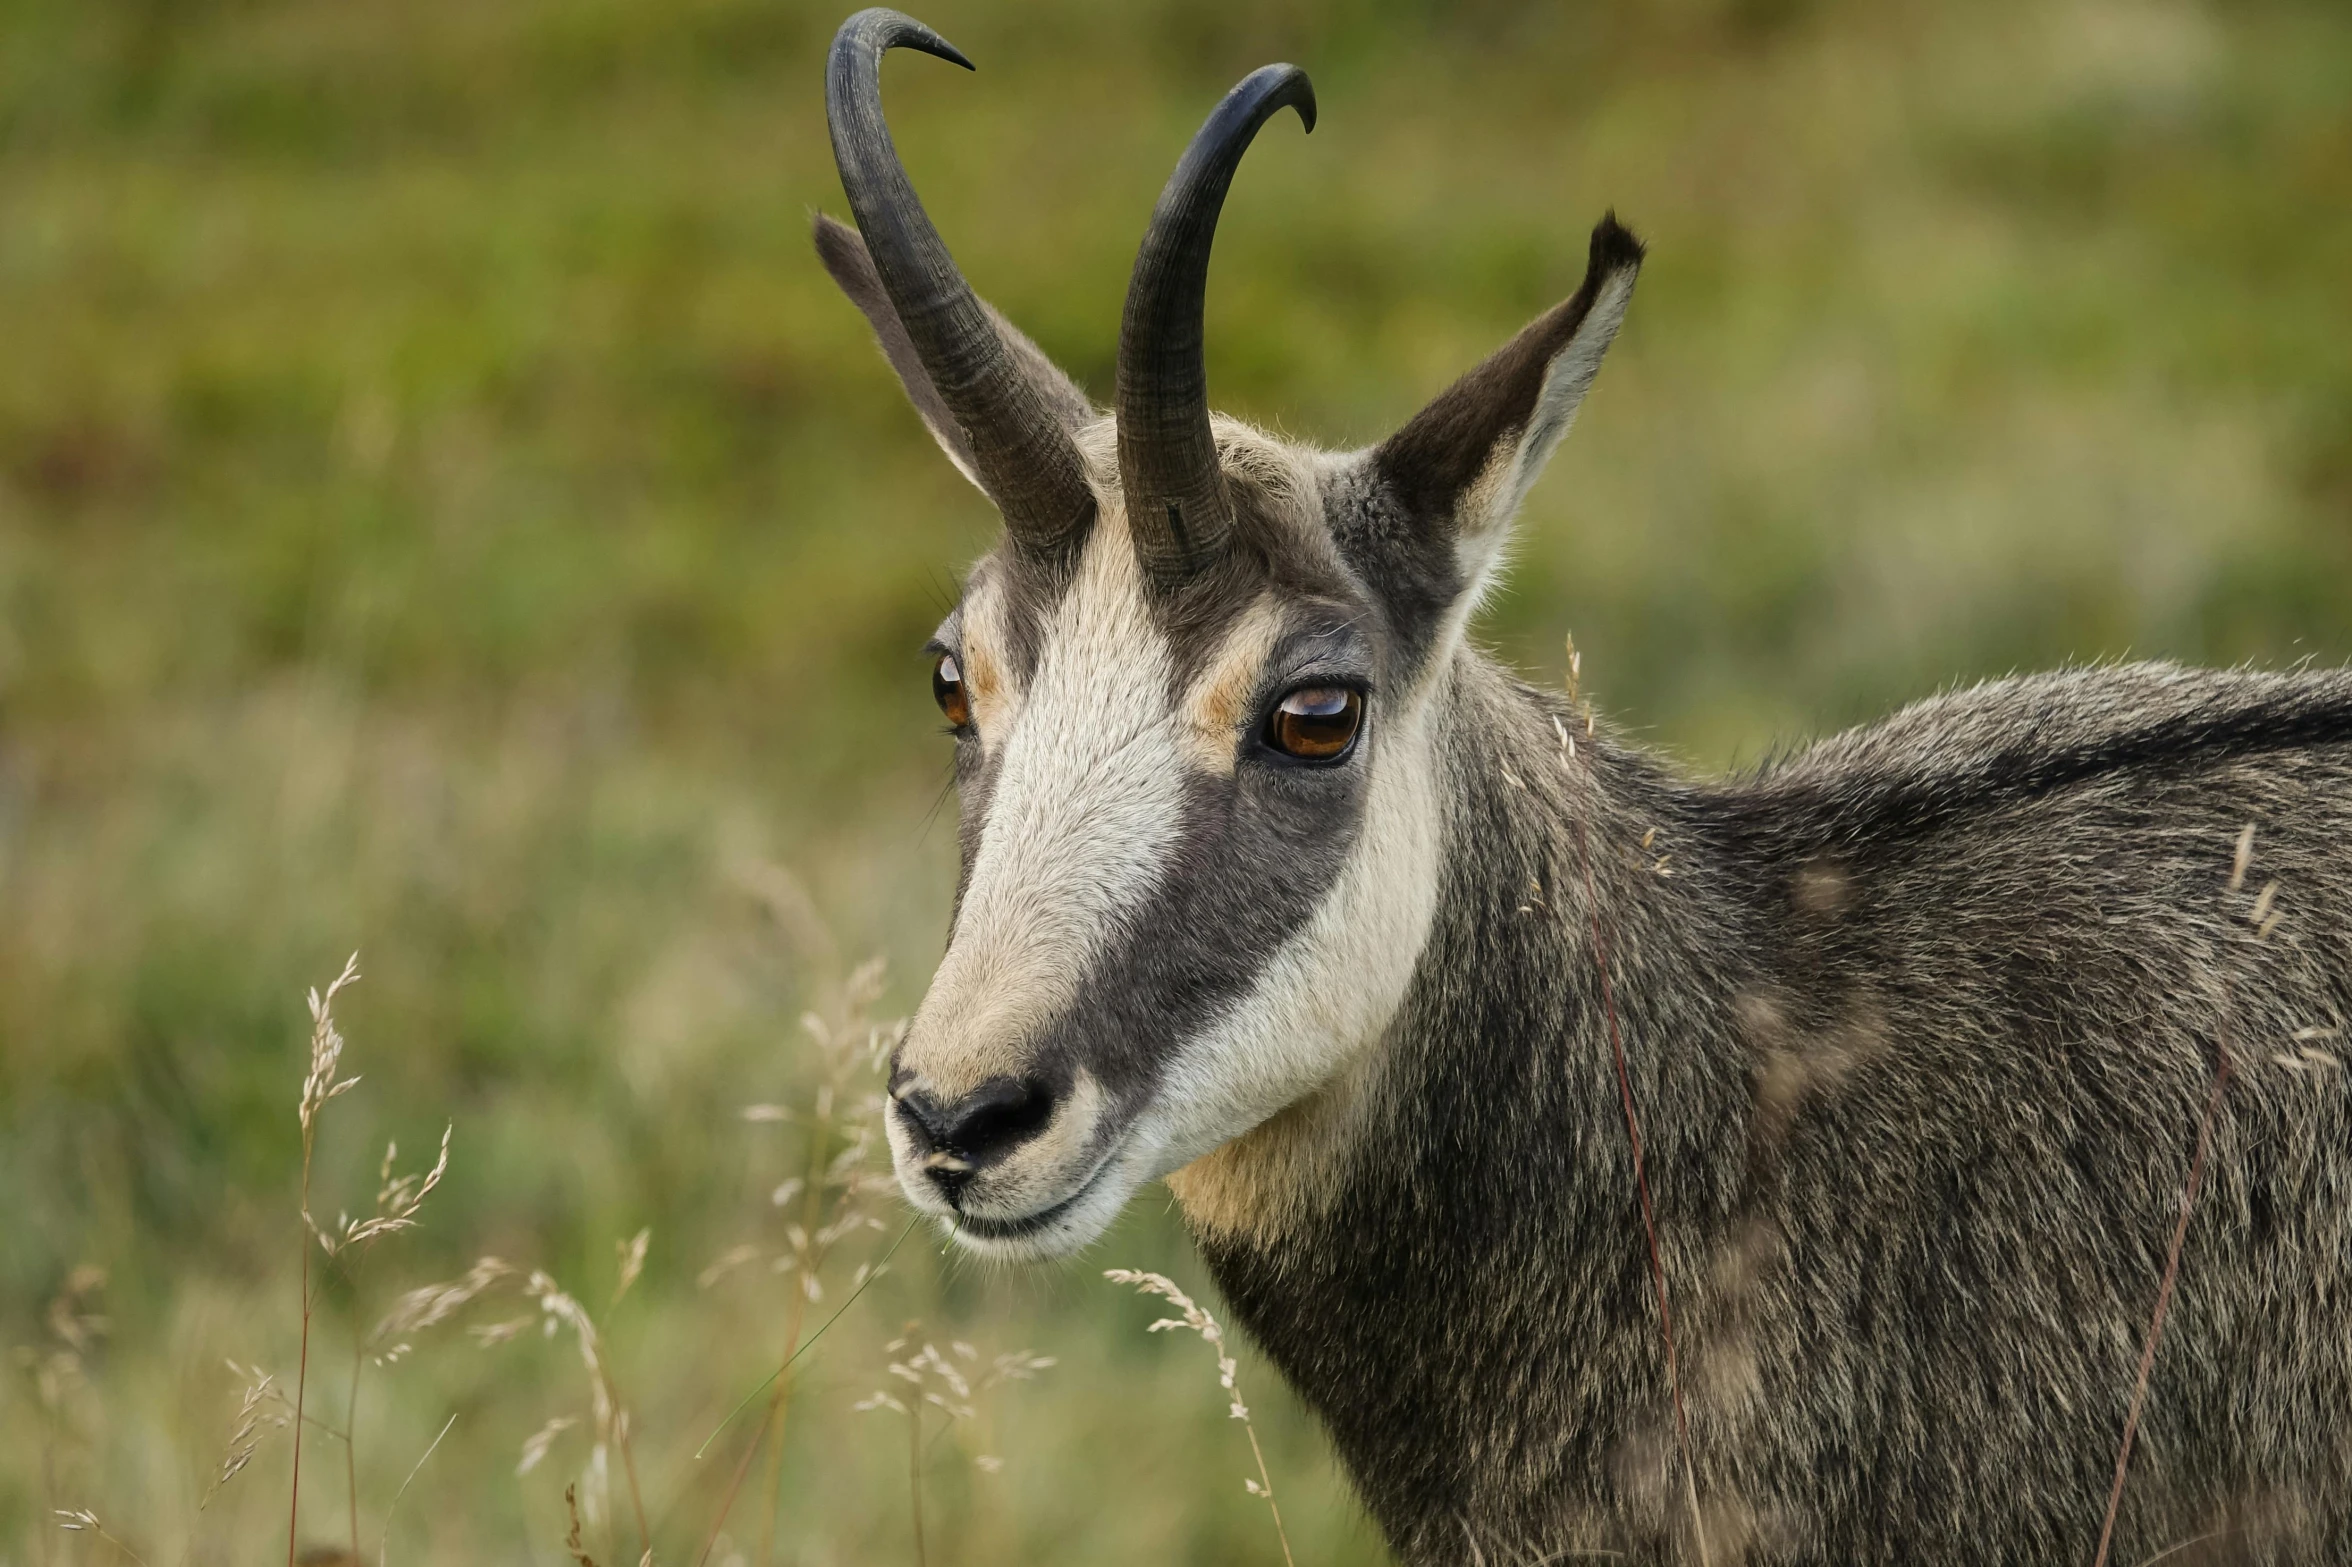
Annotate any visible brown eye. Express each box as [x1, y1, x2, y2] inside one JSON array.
[[1265, 686, 1362, 762], [932, 653, 971, 730]]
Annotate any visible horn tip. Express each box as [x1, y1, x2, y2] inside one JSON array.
[[838, 8, 975, 72], [1289, 69, 1317, 133], [1261, 63, 1317, 133]]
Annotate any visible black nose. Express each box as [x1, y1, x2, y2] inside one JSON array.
[[895, 1076, 1060, 1185]]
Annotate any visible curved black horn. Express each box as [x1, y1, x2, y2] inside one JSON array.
[[827, 9, 1095, 552], [1117, 65, 1315, 584]]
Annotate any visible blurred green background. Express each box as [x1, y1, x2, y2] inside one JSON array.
[[2, 0, 2347, 1561]]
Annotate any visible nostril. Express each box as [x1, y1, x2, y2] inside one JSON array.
[[893, 1088, 952, 1152], [940, 1077, 1058, 1164], [897, 1077, 1060, 1188]]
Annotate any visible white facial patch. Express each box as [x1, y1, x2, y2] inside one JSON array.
[[899, 509, 1184, 1105]]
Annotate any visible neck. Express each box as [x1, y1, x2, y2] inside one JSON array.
[[1176, 653, 1761, 1561]]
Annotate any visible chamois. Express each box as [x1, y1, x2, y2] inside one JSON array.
[[814, 10, 2352, 1562]]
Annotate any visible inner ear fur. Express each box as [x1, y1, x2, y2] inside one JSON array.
[[814, 212, 1097, 494], [1373, 215, 1644, 551]]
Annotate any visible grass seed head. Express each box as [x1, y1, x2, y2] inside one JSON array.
[[298, 953, 363, 1134]]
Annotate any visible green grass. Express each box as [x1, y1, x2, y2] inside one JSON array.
[[2, 0, 2349, 1561]]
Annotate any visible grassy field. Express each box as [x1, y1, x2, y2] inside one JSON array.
[[3, 0, 2348, 1561]]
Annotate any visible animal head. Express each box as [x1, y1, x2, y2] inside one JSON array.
[[817, 8, 1640, 1258]]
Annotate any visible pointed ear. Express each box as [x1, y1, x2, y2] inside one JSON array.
[[1373, 215, 1642, 582], [813, 212, 1096, 494]]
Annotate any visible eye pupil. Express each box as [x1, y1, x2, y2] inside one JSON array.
[[1266, 687, 1361, 761], [932, 653, 971, 730]]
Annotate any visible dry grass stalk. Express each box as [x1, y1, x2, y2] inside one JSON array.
[[963, 1343, 1055, 1475], [331, 1125, 452, 1564], [563, 1483, 603, 1567], [385, 1255, 652, 1554], [374, 1257, 517, 1342], [522, 1269, 653, 1559], [1103, 1269, 1294, 1567], [364, 942, 911, 1566], [855, 1329, 1057, 1563], [518, 1416, 581, 1477], [55, 1507, 151, 1566], [693, 954, 901, 1567], [377, 1413, 458, 1567], [315, 1127, 452, 1254], [34, 917, 1087, 1565], [529, 1254, 645, 1555], [214, 1361, 294, 1495], [281, 953, 464, 1567], [291, 952, 363, 1567], [612, 1228, 651, 1310], [20, 1263, 107, 1567], [2091, 824, 2271, 1567]]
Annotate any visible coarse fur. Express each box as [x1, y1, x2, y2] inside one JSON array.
[[815, 29, 2352, 1561], [1200, 656, 2352, 1564]]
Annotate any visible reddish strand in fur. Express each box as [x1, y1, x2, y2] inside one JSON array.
[[1574, 810, 1706, 1559], [2091, 1005, 2236, 1566]]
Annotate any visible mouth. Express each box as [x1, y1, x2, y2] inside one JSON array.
[[942, 1141, 1124, 1246]]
